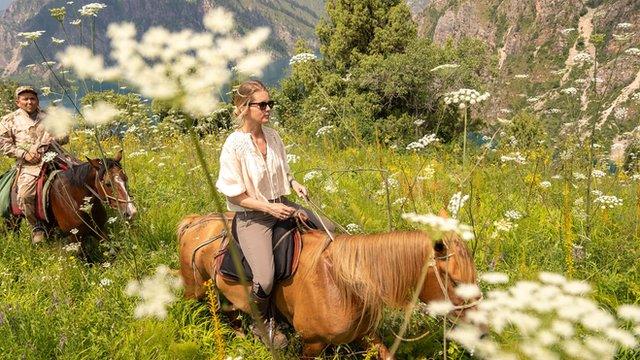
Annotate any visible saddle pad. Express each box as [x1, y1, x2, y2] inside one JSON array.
[[218, 216, 304, 283]]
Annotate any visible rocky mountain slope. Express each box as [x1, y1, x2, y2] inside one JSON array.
[[412, 0, 640, 142], [0, 0, 325, 81]]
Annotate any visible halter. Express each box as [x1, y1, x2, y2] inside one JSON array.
[[84, 171, 135, 206], [430, 252, 484, 312]]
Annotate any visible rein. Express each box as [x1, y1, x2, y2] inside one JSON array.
[[430, 253, 483, 312]]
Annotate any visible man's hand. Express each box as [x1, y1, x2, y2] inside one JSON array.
[[24, 150, 41, 164], [291, 180, 308, 199]]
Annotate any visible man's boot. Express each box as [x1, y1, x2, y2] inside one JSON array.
[[250, 284, 288, 349], [31, 223, 47, 245]]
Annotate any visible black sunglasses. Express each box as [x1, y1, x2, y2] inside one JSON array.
[[248, 100, 275, 111]]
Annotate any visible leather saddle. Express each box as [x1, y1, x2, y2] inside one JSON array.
[[216, 212, 316, 283]]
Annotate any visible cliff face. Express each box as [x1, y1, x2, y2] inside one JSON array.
[[413, 0, 640, 137], [0, 0, 324, 78]]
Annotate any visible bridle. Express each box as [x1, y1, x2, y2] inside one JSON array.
[[84, 167, 135, 207], [429, 251, 483, 313]]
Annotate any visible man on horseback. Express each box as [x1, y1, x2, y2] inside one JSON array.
[[0, 86, 69, 244]]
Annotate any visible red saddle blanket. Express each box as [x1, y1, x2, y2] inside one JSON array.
[[11, 164, 67, 222]]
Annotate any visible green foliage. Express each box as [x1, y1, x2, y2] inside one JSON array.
[[0, 79, 18, 115], [317, 0, 416, 71], [504, 111, 548, 149]]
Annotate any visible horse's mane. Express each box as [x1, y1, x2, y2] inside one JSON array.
[[63, 159, 120, 187], [327, 231, 435, 333]]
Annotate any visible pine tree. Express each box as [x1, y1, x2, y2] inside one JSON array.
[[316, 0, 416, 71]]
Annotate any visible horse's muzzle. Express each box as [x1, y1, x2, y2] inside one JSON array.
[[124, 203, 138, 221]]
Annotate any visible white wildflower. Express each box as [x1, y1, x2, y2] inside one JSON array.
[[573, 52, 592, 65], [402, 213, 474, 240], [18, 31, 45, 41], [289, 52, 317, 65], [614, 107, 628, 121], [514, 74, 529, 79], [43, 106, 75, 137], [303, 170, 321, 182], [504, 210, 522, 221], [125, 265, 183, 319], [540, 181, 551, 189], [560, 87, 578, 96], [42, 151, 57, 163], [539, 272, 566, 285], [62, 241, 81, 252], [618, 305, 640, 323], [573, 172, 587, 180], [625, 48, 640, 56], [51, 37, 65, 45], [83, 101, 121, 126], [447, 191, 469, 219], [480, 272, 509, 284], [455, 284, 481, 299], [593, 195, 623, 209], [315, 125, 335, 136], [287, 154, 299, 164], [591, 169, 606, 178], [406, 133, 439, 151], [100, 278, 112, 287], [79, 3, 107, 17], [500, 152, 527, 165], [70, 19, 81, 26], [427, 300, 454, 316], [203, 7, 234, 33], [345, 223, 361, 233]]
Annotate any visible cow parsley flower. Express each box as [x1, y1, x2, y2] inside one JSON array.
[[447, 192, 469, 219], [289, 53, 317, 65], [79, 3, 107, 17], [18, 31, 45, 41], [83, 101, 121, 126], [125, 265, 183, 319], [315, 125, 335, 136], [402, 213, 474, 240]]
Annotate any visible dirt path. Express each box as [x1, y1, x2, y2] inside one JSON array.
[[561, 6, 596, 85], [498, 26, 514, 70], [598, 68, 640, 128]]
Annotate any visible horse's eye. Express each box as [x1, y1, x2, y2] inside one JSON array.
[[105, 182, 112, 188]]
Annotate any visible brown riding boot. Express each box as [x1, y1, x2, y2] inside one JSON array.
[[250, 285, 288, 349]]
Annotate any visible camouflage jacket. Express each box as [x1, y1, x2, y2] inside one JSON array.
[[0, 108, 68, 176]]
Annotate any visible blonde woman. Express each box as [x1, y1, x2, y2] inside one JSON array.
[[216, 79, 328, 347]]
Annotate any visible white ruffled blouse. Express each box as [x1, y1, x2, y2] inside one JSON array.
[[216, 126, 292, 211]]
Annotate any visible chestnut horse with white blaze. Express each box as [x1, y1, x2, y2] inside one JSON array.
[[178, 214, 479, 358]]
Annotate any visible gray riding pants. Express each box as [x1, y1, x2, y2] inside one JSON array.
[[234, 197, 333, 295]]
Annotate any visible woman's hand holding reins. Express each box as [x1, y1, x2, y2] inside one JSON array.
[[267, 202, 296, 220]]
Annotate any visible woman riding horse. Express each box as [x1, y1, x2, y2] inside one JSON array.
[[215, 79, 332, 348]]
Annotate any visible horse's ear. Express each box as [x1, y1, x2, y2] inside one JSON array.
[[438, 208, 449, 218], [86, 157, 101, 170], [114, 149, 123, 162]]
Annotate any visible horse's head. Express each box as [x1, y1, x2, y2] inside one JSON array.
[[87, 150, 137, 220], [419, 234, 480, 320]]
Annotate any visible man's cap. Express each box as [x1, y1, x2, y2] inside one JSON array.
[[15, 86, 38, 98]]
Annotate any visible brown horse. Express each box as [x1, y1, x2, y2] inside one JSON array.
[[178, 214, 478, 358], [50, 150, 137, 238], [9, 150, 137, 247]]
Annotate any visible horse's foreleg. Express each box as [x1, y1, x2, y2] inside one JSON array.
[[358, 334, 393, 360], [301, 341, 327, 359]]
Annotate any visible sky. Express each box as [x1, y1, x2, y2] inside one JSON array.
[[0, 0, 11, 11]]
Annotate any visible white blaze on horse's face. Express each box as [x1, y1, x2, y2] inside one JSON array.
[[113, 175, 137, 220]]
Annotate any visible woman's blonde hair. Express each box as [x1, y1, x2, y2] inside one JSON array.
[[232, 80, 268, 126]]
